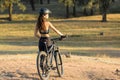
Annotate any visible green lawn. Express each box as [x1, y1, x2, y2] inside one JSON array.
[[0, 13, 120, 57]]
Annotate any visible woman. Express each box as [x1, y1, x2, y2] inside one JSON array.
[[34, 8, 65, 52]]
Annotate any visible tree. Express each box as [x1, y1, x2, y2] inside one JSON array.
[[30, 0, 35, 11], [39, 0, 50, 4], [40, 0, 43, 4], [47, 0, 50, 4], [73, 0, 76, 17], [99, 0, 115, 22], [77, 0, 95, 16], [59, 0, 74, 18], [0, 0, 26, 21]]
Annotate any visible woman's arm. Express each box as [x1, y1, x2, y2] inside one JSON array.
[[34, 25, 41, 38], [49, 22, 63, 36]]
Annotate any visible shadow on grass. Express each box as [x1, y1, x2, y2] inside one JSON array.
[[0, 50, 37, 55], [66, 50, 120, 58], [0, 20, 36, 24], [0, 19, 120, 24], [0, 41, 37, 46], [0, 36, 38, 46], [52, 20, 120, 23]]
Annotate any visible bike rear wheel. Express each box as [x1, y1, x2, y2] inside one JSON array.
[[37, 51, 50, 80], [54, 51, 64, 77]]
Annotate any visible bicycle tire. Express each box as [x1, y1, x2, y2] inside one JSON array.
[[36, 51, 50, 80], [54, 51, 64, 77]]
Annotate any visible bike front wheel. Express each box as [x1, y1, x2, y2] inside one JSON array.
[[54, 51, 64, 77], [36, 51, 50, 80]]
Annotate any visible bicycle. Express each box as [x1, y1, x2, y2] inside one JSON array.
[[36, 36, 66, 80]]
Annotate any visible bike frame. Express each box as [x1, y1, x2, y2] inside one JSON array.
[[44, 39, 59, 66]]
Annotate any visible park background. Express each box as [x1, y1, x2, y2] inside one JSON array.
[[0, 0, 120, 80]]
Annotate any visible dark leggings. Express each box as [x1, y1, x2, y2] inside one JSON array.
[[38, 37, 51, 52]]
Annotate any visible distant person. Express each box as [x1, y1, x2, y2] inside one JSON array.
[[34, 8, 66, 52]]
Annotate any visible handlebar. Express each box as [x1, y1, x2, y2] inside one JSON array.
[[51, 35, 67, 41], [51, 38, 61, 41]]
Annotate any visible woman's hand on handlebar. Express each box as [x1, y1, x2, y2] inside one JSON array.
[[60, 35, 67, 40]]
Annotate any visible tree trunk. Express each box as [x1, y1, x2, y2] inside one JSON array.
[[73, 0, 76, 17], [102, 10, 107, 22], [90, 8, 94, 15], [40, 0, 43, 4], [30, 0, 35, 11], [8, 3, 13, 21], [83, 8, 88, 16], [47, 0, 50, 4], [66, 5, 69, 18]]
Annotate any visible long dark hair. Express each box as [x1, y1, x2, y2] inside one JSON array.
[[37, 13, 46, 30]]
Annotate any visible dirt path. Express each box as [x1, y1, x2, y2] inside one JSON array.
[[0, 54, 120, 80]]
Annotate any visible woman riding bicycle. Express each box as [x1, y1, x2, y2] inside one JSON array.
[[34, 8, 65, 54]]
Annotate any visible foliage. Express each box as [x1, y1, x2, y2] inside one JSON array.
[[59, 0, 74, 7], [0, 0, 26, 12], [0, 14, 120, 56], [98, 0, 114, 12], [77, 0, 95, 8]]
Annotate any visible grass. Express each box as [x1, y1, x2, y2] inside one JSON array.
[[0, 14, 120, 57], [0, 1, 120, 57]]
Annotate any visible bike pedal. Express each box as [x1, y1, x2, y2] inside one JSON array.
[[52, 67, 56, 70], [42, 74, 46, 77]]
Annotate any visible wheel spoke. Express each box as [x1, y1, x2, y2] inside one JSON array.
[[37, 51, 50, 80], [55, 51, 64, 77]]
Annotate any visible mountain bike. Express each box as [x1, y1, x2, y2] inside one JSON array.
[[36, 37, 65, 80]]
